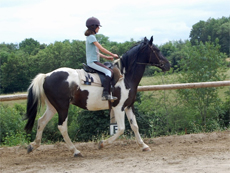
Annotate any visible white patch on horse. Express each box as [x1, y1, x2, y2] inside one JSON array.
[[63, 67, 109, 110], [116, 80, 130, 107], [85, 86, 109, 110], [64, 68, 80, 85], [86, 78, 129, 111]]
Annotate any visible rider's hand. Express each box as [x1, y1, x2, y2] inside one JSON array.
[[106, 56, 114, 60], [112, 54, 119, 59]]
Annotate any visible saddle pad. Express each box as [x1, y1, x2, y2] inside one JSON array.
[[76, 69, 102, 87]]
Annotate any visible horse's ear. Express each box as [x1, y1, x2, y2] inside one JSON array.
[[144, 37, 148, 42], [149, 36, 153, 45]]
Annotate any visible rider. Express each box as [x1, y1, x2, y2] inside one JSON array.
[[85, 17, 118, 101]]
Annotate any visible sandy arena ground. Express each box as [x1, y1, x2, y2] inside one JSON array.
[[0, 130, 229, 173]]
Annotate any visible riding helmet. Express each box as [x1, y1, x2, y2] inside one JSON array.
[[86, 17, 102, 28]]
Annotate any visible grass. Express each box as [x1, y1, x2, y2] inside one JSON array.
[[140, 72, 180, 86], [1, 100, 27, 107], [140, 69, 230, 86], [140, 68, 230, 101], [226, 67, 230, 79]]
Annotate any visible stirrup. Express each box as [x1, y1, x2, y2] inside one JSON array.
[[102, 95, 118, 101]]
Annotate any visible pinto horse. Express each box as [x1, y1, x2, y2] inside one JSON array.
[[25, 36, 170, 157]]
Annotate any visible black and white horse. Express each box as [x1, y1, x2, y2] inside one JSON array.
[[25, 36, 170, 157]]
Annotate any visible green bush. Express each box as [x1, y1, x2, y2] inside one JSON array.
[[0, 104, 29, 145], [1, 85, 229, 146], [3, 132, 30, 146], [72, 109, 110, 142], [219, 89, 230, 128]]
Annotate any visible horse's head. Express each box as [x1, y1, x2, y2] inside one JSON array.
[[138, 36, 170, 72]]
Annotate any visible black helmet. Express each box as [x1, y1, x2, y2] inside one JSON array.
[[86, 17, 102, 28]]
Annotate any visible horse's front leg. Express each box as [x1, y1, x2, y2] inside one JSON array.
[[125, 107, 151, 151], [99, 107, 125, 148]]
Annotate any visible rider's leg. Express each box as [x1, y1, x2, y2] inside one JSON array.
[[87, 62, 117, 101], [101, 76, 117, 101]]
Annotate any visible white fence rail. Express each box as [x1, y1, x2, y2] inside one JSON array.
[[0, 81, 230, 102], [137, 81, 230, 91], [0, 94, 27, 102]]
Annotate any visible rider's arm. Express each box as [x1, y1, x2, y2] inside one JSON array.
[[93, 41, 118, 58], [99, 53, 114, 61]]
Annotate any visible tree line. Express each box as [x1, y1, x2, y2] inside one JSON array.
[[0, 36, 136, 93], [0, 16, 229, 94]]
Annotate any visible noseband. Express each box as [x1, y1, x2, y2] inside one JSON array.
[[136, 45, 164, 68]]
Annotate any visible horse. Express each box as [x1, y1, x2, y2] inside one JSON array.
[[24, 36, 170, 157]]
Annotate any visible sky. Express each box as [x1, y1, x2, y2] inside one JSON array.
[[0, 0, 229, 46]]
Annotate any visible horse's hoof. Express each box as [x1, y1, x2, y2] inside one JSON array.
[[98, 141, 104, 149], [74, 153, 83, 157], [142, 147, 151, 152], [27, 145, 33, 154]]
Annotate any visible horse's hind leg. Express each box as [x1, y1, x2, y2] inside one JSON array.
[[28, 101, 56, 153], [57, 109, 82, 157], [125, 107, 151, 151]]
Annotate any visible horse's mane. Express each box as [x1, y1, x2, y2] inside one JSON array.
[[119, 38, 149, 74]]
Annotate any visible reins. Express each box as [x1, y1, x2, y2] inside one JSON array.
[[136, 45, 164, 67]]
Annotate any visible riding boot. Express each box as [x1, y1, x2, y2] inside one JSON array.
[[102, 76, 117, 101]]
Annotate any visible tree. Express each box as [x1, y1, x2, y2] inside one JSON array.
[[160, 41, 176, 58], [189, 20, 206, 44], [216, 22, 230, 55], [1, 52, 30, 93], [0, 43, 18, 65], [159, 40, 189, 71], [189, 17, 230, 56], [69, 40, 86, 69], [96, 34, 109, 46], [19, 38, 40, 55], [177, 40, 227, 129]]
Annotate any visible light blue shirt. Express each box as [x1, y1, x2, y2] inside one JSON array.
[[86, 35, 100, 64]]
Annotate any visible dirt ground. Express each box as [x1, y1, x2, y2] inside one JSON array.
[[0, 131, 229, 173]]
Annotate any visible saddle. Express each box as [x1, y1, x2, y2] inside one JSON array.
[[81, 62, 123, 87]]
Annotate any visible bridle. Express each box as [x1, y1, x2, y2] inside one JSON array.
[[136, 45, 165, 68]]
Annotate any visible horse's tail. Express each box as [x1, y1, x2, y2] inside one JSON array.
[[24, 73, 46, 133]]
